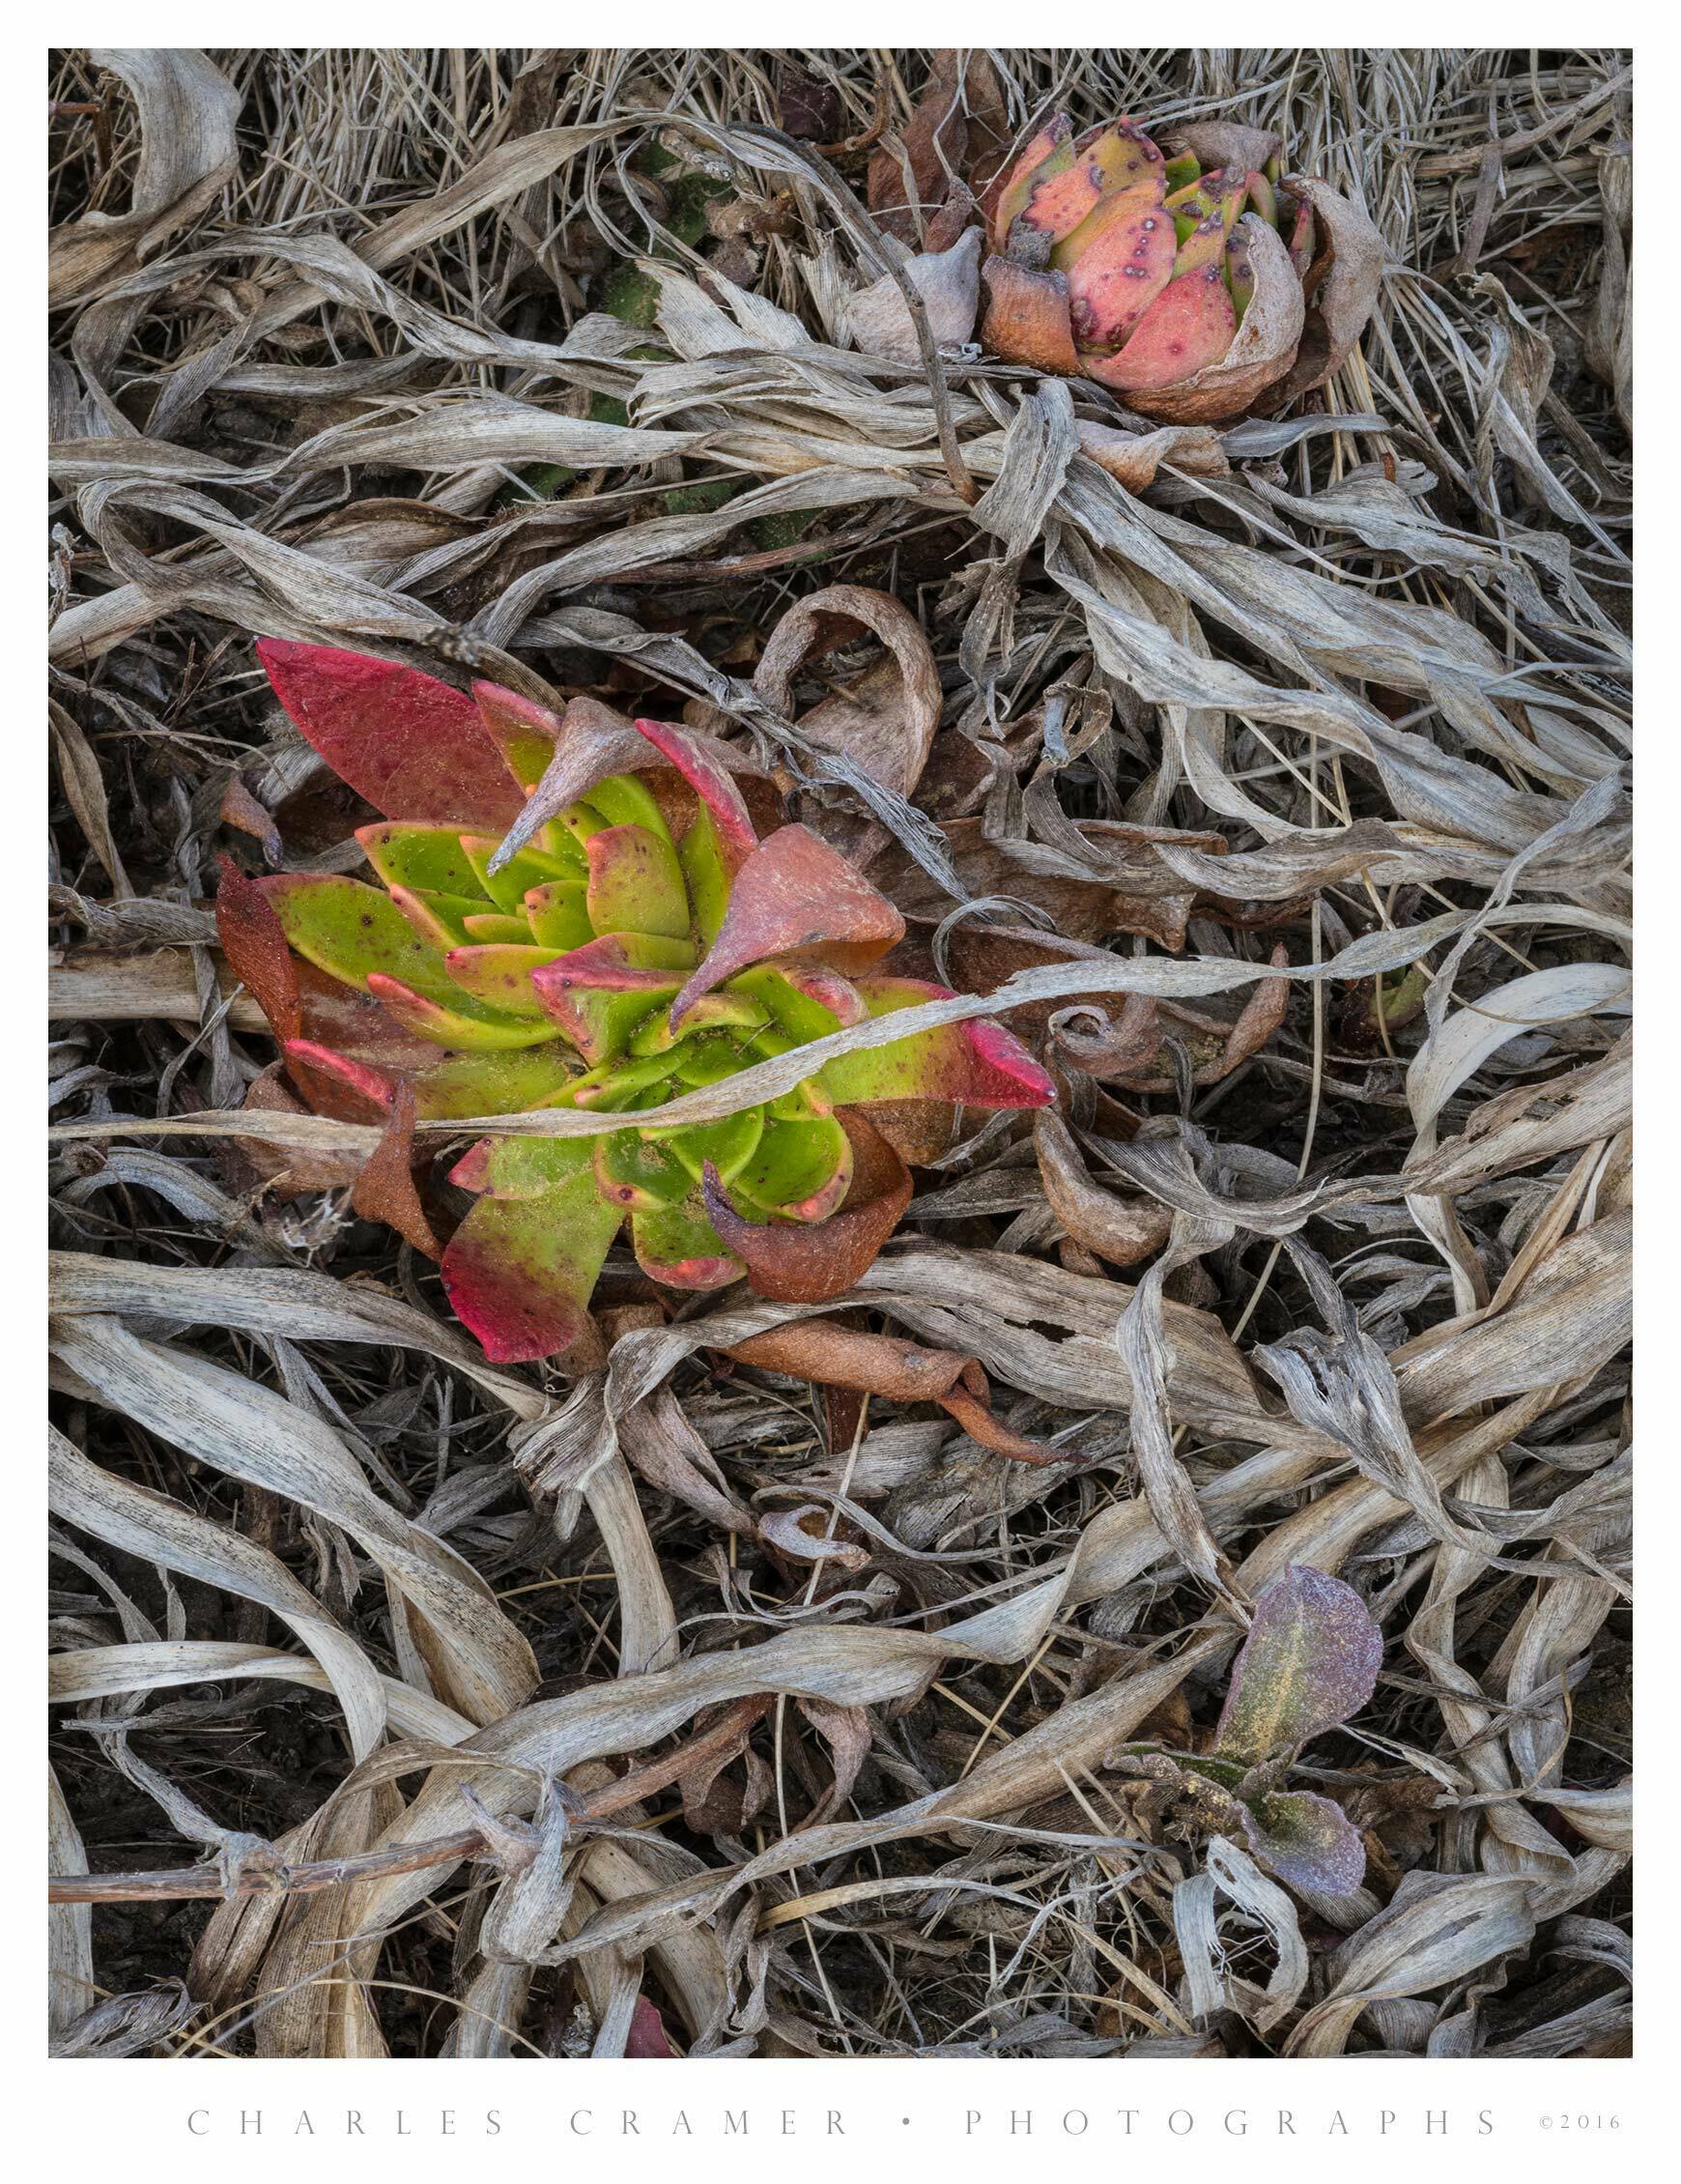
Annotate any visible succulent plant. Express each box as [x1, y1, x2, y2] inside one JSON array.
[[978, 113, 1382, 423], [216, 642, 1056, 1364], [1124, 1566, 1384, 1896]]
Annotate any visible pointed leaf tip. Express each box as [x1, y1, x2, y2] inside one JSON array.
[[632, 718, 757, 856], [669, 824, 903, 1029]]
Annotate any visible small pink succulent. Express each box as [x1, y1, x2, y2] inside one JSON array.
[[217, 642, 1055, 1364], [978, 113, 1383, 423]]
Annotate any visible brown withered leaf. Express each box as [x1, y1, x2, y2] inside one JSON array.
[[754, 583, 943, 802], [703, 1109, 912, 1305], [1033, 1110, 1172, 1269], [725, 1316, 1064, 1466], [867, 49, 1011, 244]]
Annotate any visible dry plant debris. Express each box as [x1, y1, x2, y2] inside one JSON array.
[[48, 46, 1631, 2061]]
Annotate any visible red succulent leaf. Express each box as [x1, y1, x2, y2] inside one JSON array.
[[439, 1166, 623, 1364], [632, 717, 757, 857], [280, 1038, 394, 1124], [257, 641, 524, 829], [669, 824, 905, 1029], [215, 856, 302, 1044], [1086, 264, 1238, 393], [625, 1996, 679, 2058], [1062, 200, 1176, 348], [470, 680, 561, 789], [350, 1081, 442, 1258], [701, 1108, 912, 1304]]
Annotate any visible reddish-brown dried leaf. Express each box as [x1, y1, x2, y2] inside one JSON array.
[[979, 254, 1080, 375], [701, 1109, 912, 1304], [752, 584, 942, 801], [350, 1081, 442, 1259], [214, 854, 302, 1044]]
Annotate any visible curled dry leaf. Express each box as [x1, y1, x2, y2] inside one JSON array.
[[752, 583, 944, 802], [1033, 1110, 1173, 1268], [841, 226, 982, 363]]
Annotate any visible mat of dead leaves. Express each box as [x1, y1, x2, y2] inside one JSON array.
[[47, 47, 1631, 2060]]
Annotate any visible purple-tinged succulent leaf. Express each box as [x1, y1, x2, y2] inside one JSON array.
[[1049, 169, 1165, 272], [1241, 1789, 1368, 1897], [1284, 193, 1317, 280], [1214, 1565, 1383, 1762], [1009, 122, 1162, 251], [530, 933, 693, 1064], [440, 1166, 624, 1363], [1245, 168, 1278, 228], [816, 977, 1057, 1108], [1226, 228, 1258, 323], [258, 640, 525, 829], [669, 824, 904, 1029], [261, 875, 469, 1012], [1170, 167, 1249, 274], [585, 822, 691, 940], [730, 961, 868, 1042], [448, 1133, 594, 1199], [985, 114, 1076, 250]]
